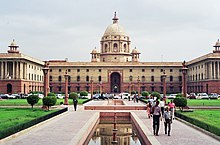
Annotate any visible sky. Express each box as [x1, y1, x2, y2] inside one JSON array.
[[0, 0, 220, 62]]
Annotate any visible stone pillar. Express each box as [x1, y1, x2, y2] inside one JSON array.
[[12, 61, 15, 79], [99, 81, 102, 94], [1, 62, 3, 79], [137, 76, 140, 98], [42, 62, 49, 97], [5, 61, 7, 78], [64, 71, 69, 105], [216, 61, 219, 79], [90, 77, 93, 99], [162, 70, 167, 98], [182, 61, 188, 97]]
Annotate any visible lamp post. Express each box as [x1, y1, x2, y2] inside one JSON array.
[[64, 70, 69, 105], [90, 77, 93, 99], [162, 70, 167, 98], [42, 61, 49, 98], [137, 76, 140, 98], [182, 61, 188, 97], [99, 81, 102, 94]]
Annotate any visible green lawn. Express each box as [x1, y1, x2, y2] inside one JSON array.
[[0, 108, 57, 130], [187, 99, 220, 106], [0, 98, 89, 106], [179, 110, 220, 129]]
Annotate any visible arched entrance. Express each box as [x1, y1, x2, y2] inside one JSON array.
[[110, 72, 121, 93], [7, 83, 12, 94]]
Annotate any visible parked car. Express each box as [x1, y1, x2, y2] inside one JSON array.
[[56, 94, 65, 99], [208, 93, 218, 99], [119, 93, 130, 99], [166, 94, 177, 99], [0, 94, 8, 99], [196, 93, 209, 99], [113, 94, 121, 99], [188, 93, 196, 99]]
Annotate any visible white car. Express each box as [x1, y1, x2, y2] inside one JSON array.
[[166, 94, 177, 99], [119, 93, 130, 99], [56, 94, 65, 99], [196, 93, 209, 99]]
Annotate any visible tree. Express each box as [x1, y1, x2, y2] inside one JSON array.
[[42, 96, 57, 110], [27, 95, 39, 109], [80, 91, 88, 97], [141, 91, 149, 99], [173, 97, 187, 111], [69, 92, 78, 100], [151, 92, 161, 100]]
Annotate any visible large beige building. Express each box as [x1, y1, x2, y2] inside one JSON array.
[[1, 13, 220, 95]]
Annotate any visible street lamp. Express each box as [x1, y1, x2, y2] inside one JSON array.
[[42, 61, 49, 97], [64, 70, 69, 105], [90, 77, 93, 99], [99, 81, 102, 94], [162, 70, 167, 98], [182, 61, 188, 97]]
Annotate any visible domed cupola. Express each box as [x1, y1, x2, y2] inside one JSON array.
[[100, 12, 132, 62], [90, 47, 100, 62], [213, 39, 220, 53], [8, 39, 19, 53], [131, 47, 140, 62]]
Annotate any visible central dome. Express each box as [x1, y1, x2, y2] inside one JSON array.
[[103, 12, 128, 36]]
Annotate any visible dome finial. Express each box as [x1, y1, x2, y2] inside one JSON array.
[[112, 11, 119, 24]]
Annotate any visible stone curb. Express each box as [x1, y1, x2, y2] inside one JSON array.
[[175, 117, 220, 141]]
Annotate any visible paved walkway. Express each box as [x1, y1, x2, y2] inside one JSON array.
[[0, 100, 219, 145]]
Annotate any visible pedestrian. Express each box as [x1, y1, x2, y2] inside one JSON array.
[[133, 95, 136, 103], [136, 95, 139, 103], [160, 97, 165, 116], [163, 107, 172, 136], [168, 100, 175, 120], [73, 99, 78, 111], [151, 101, 161, 136], [128, 95, 131, 101], [147, 101, 152, 118]]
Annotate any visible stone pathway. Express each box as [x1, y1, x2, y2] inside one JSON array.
[[0, 100, 219, 145]]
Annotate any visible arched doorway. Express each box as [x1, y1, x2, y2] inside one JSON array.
[[7, 83, 12, 94], [110, 72, 121, 93]]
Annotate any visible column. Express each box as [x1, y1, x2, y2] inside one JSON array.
[[162, 70, 167, 98], [137, 76, 140, 98], [210, 61, 213, 79], [216, 61, 219, 79], [12, 61, 15, 79], [90, 77, 93, 99], [0, 62, 3, 79], [5, 61, 7, 78]]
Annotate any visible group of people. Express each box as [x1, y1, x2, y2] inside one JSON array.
[[147, 98, 175, 136]]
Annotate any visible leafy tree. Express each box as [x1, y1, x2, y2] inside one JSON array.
[[27, 95, 39, 109], [151, 92, 161, 100], [80, 91, 88, 96], [141, 91, 149, 98], [173, 97, 187, 111], [69, 92, 78, 100], [42, 96, 57, 110]]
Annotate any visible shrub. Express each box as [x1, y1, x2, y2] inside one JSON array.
[[173, 97, 187, 111], [151, 92, 161, 100], [42, 96, 57, 110], [131, 91, 138, 95], [47, 92, 56, 97], [141, 91, 149, 98], [69, 92, 78, 100], [176, 93, 184, 98], [27, 95, 39, 109], [80, 91, 88, 96]]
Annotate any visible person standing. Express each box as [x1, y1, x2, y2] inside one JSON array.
[[147, 101, 152, 118], [73, 99, 78, 111], [160, 98, 165, 116], [152, 101, 161, 136], [163, 107, 172, 136]]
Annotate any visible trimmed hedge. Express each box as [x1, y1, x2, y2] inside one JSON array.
[[0, 108, 67, 139], [175, 112, 220, 136]]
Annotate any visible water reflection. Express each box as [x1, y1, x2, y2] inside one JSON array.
[[88, 118, 141, 145]]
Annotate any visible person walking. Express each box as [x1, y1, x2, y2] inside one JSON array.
[[168, 100, 175, 120], [160, 97, 165, 116], [147, 100, 152, 118], [152, 101, 161, 136], [73, 99, 78, 111], [163, 107, 172, 136]]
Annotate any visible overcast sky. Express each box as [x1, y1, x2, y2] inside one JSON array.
[[0, 0, 220, 62]]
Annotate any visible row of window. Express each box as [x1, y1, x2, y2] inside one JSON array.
[[50, 69, 102, 73], [50, 76, 102, 82], [28, 73, 43, 81], [189, 73, 204, 81], [28, 65, 41, 71]]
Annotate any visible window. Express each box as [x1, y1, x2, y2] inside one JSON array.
[[76, 86, 80, 92], [170, 86, 174, 92], [129, 76, 133, 82], [161, 69, 163, 72], [68, 76, 71, 82], [68, 69, 71, 72], [58, 86, 62, 92], [99, 69, 101, 72], [170, 69, 173, 72], [77, 69, 80, 72], [86, 76, 89, 82], [151, 69, 154, 72], [86, 69, 89, 72], [59, 69, 61, 72], [29, 73, 30, 80], [50, 76, 52, 81], [130, 69, 132, 72], [68, 86, 71, 92], [170, 76, 173, 82], [160, 86, 163, 92], [77, 76, 80, 82], [160, 76, 163, 82], [142, 69, 145, 72], [179, 76, 182, 82], [50, 69, 52, 72], [151, 86, 155, 92], [98, 76, 102, 82], [151, 76, 154, 82], [179, 69, 182, 72], [58, 76, 62, 81], [141, 76, 145, 82]]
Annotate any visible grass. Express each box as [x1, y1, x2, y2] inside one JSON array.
[[0, 98, 89, 106], [187, 99, 220, 106], [179, 110, 220, 130], [0, 108, 57, 130]]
